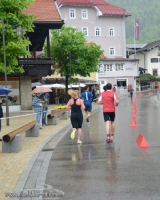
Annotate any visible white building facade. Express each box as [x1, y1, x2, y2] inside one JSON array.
[[57, 0, 139, 91], [128, 41, 160, 77]]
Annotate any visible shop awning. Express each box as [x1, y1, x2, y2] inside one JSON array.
[[139, 67, 148, 71]]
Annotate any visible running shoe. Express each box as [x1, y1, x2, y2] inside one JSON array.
[[70, 130, 75, 139], [86, 118, 89, 123], [110, 135, 114, 142], [77, 140, 82, 144], [106, 134, 110, 143]]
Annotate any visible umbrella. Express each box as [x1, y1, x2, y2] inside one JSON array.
[[31, 86, 52, 94], [0, 87, 12, 95]]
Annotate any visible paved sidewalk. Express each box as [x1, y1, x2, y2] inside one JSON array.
[[0, 103, 100, 200]]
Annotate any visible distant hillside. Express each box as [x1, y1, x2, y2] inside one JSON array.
[[106, 0, 160, 44]]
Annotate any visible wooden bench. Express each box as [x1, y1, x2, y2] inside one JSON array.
[[47, 109, 69, 125], [2, 120, 39, 153]]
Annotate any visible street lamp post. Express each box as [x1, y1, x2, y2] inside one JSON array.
[[1, 18, 23, 126], [2, 18, 9, 126]]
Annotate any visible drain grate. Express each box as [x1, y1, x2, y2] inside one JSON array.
[[42, 148, 54, 152]]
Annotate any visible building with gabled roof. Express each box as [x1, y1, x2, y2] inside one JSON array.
[[56, 0, 139, 91], [1, 0, 64, 112], [57, 0, 130, 17], [129, 40, 160, 77]]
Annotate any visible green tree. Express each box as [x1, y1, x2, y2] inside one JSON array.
[[0, 0, 35, 74], [50, 26, 103, 99]]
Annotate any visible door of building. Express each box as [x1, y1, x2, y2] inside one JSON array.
[[117, 79, 127, 89]]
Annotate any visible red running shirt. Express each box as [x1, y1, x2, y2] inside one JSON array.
[[99, 90, 118, 112]]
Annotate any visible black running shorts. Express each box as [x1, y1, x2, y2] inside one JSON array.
[[103, 112, 115, 122], [70, 113, 83, 129]]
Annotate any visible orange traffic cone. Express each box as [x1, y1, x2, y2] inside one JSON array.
[[132, 105, 137, 109], [130, 119, 137, 127], [132, 112, 137, 118], [133, 100, 137, 104], [136, 134, 150, 148], [132, 110, 136, 115], [132, 108, 136, 113]]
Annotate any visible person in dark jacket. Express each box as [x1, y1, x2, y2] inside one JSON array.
[[0, 100, 3, 131]]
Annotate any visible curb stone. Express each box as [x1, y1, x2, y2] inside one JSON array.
[[12, 105, 100, 200]]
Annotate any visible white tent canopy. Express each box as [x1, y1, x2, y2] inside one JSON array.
[[37, 83, 86, 89], [37, 84, 65, 89], [68, 83, 86, 88]]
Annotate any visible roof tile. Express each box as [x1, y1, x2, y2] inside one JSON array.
[[57, 0, 130, 16], [23, 0, 63, 22]]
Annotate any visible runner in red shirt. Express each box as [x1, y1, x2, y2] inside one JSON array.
[[97, 83, 119, 143]]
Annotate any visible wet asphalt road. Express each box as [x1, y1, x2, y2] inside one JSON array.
[[44, 91, 160, 200]]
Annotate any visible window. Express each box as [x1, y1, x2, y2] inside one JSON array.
[[109, 47, 115, 56], [98, 64, 106, 75], [99, 80, 105, 84], [153, 69, 158, 76], [95, 27, 101, 36], [82, 9, 88, 19], [115, 64, 124, 71], [105, 64, 113, 71], [82, 27, 88, 36], [69, 9, 76, 19], [151, 58, 158, 63], [109, 27, 114, 36]]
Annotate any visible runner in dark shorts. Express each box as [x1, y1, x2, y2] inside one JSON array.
[[66, 90, 85, 144], [103, 112, 115, 122], [80, 86, 93, 125], [97, 83, 119, 143]]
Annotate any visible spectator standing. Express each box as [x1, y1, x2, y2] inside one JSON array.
[[127, 84, 131, 92], [41, 93, 49, 126], [113, 86, 116, 93], [80, 86, 93, 125], [32, 93, 43, 129], [0, 100, 3, 131]]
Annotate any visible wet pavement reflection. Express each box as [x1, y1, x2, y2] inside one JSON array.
[[45, 91, 160, 200]]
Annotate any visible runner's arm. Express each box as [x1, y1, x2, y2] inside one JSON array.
[[66, 99, 72, 109], [114, 93, 119, 106], [80, 99, 85, 109], [97, 95, 103, 104]]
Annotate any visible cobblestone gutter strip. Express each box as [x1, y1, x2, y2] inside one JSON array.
[[12, 123, 71, 200], [12, 105, 101, 200]]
